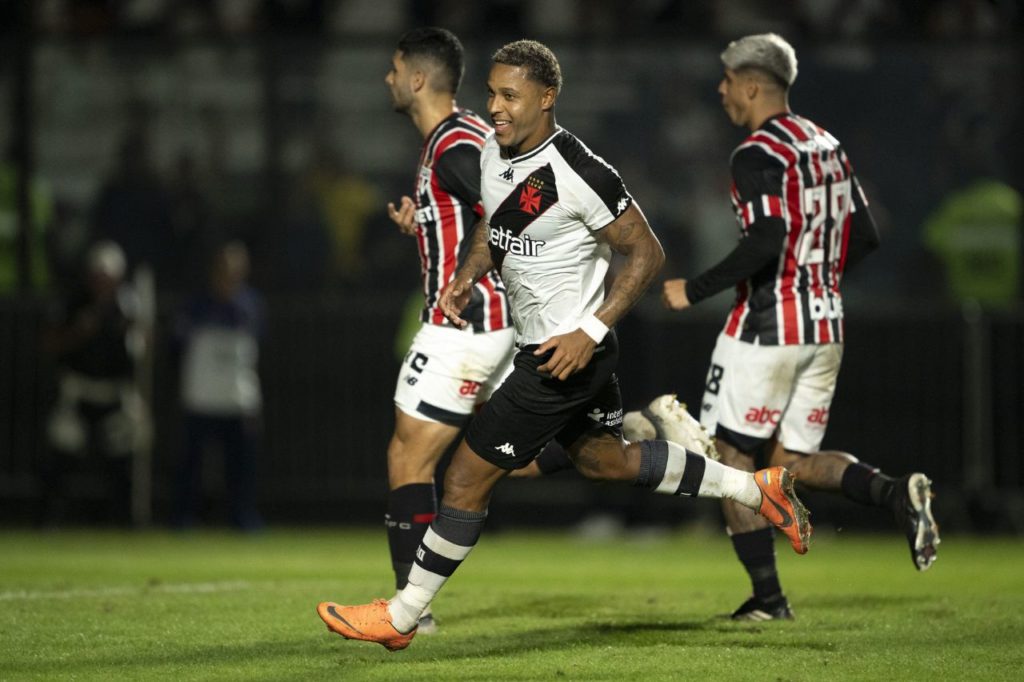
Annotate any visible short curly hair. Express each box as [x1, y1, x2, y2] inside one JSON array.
[[492, 40, 562, 93]]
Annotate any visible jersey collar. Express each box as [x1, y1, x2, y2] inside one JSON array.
[[502, 127, 563, 164]]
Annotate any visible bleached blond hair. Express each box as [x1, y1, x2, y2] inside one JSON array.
[[721, 33, 798, 88]]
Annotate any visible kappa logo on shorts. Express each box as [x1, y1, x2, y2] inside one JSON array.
[[495, 442, 516, 457]]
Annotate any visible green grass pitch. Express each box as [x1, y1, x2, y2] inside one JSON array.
[[1, 527, 1022, 680]]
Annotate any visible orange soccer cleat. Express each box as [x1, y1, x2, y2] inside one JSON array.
[[316, 599, 416, 651], [754, 466, 812, 555]]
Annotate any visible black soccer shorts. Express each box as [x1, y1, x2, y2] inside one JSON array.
[[465, 331, 624, 469]]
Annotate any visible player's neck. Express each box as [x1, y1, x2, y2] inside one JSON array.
[[747, 102, 789, 132], [505, 119, 557, 158], [412, 97, 458, 139]]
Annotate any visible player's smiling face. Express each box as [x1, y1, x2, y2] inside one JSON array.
[[385, 51, 414, 113], [487, 63, 556, 156]]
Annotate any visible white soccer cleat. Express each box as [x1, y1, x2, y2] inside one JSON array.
[[622, 410, 658, 441], [633, 394, 719, 460]]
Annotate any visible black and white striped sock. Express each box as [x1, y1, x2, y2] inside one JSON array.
[[388, 504, 486, 633], [634, 440, 761, 508]]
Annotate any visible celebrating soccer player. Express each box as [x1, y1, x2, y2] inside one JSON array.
[[317, 39, 812, 651]]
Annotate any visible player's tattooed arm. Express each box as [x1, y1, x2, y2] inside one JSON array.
[[595, 202, 666, 327], [459, 218, 496, 285], [535, 203, 664, 381], [439, 219, 494, 328]]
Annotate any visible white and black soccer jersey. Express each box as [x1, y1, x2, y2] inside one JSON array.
[[414, 109, 511, 333], [687, 112, 879, 346], [480, 127, 633, 346]]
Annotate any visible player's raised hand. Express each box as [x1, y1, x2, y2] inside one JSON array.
[[439, 278, 473, 329], [662, 278, 691, 311], [386, 196, 417, 235], [535, 330, 596, 381]]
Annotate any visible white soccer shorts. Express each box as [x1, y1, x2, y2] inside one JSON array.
[[699, 332, 842, 454], [393, 323, 515, 425]]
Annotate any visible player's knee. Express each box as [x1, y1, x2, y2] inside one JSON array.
[[387, 434, 437, 486]]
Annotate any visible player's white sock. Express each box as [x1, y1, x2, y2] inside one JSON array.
[[387, 506, 486, 633], [635, 440, 761, 509], [702, 456, 762, 509]]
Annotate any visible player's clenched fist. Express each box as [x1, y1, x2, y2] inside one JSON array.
[[662, 278, 691, 311], [439, 278, 473, 329]]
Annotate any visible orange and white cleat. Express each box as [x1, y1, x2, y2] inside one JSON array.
[[317, 599, 416, 651], [754, 466, 812, 555]]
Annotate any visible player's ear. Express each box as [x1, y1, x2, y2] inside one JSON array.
[[410, 69, 427, 93], [743, 75, 759, 101], [540, 86, 557, 112]]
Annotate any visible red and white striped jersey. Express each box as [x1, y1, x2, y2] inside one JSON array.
[[413, 109, 511, 333], [723, 112, 872, 346]]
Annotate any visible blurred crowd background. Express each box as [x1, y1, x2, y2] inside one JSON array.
[[0, 0, 1022, 533]]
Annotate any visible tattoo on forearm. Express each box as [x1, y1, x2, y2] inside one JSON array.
[[457, 222, 496, 284]]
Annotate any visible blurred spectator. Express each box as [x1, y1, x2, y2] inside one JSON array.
[[91, 130, 176, 291], [307, 149, 380, 286], [172, 241, 264, 530], [924, 179, 1023, 310], [40, 240, 149, 525], [0, 149, 56, 295]]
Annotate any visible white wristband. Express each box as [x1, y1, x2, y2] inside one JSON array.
[[579, 314, 609, 343]]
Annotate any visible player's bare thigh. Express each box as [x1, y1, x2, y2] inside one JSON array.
[[387, 408, 462, 488]]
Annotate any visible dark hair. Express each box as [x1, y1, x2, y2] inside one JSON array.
[[492, 39, 562, 93], [396, 27, 465, 94]]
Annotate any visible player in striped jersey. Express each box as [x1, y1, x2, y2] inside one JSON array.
[[318, 39, 811, 651], [662, 33, 939, 621], [377, 28, 515, 634]]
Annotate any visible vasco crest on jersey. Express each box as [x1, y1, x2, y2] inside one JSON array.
[[488, 163, 559, 267], [493, 164, 558, 226]]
